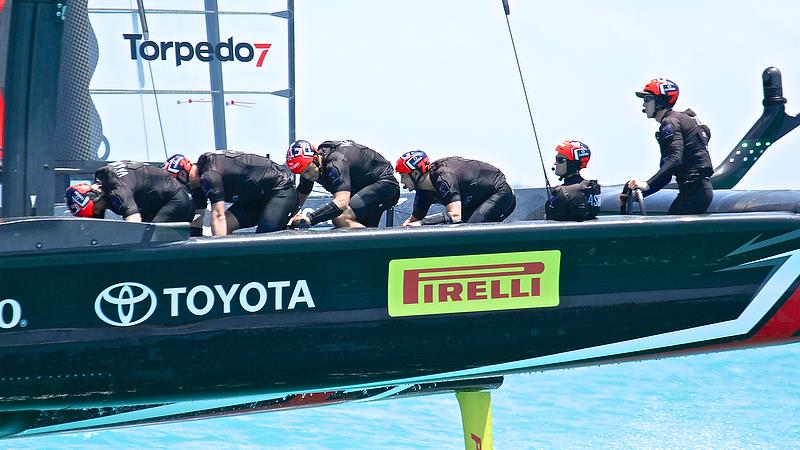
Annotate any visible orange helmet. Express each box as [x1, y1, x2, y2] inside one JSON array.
[[164, 154, 193, 178], [65, 183, 101, 218], [555, 140, 591, 169], [635, 78, 679, 109], [395, 150, 430, 174], [285, 140, 318, 174]]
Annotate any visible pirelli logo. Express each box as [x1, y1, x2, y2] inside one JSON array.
[[388, 250, 560, 317]]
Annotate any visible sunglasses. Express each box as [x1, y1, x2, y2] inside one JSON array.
[[642, 94, 656, 103], [555, 156, 568, 163]]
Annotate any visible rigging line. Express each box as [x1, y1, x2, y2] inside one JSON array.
[[500, 0, 552, 198], [136, 1, 168, 158], [135, 0, 149, 39], [131, 1, 151, 161], [139, 79, 152, 162], [147, 60, 170, 159], [391, 205, 413, 216]]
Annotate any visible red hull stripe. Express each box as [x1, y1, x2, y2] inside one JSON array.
[[281, 392, 335, 407], [748, 284, 800, 342]]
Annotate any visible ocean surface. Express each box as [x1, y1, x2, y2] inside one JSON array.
[[8, 344, 799, 449]]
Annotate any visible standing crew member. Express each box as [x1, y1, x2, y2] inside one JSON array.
[[395, 151, 516, 226], [65, 160, 193, 223], [286, 140, 400, 228], [625, 78, 714, 214], [545, 140, 601, 221], [164, 150, 297, 236]]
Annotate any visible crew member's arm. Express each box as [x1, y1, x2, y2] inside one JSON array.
[[209, 200, 227, 236], [293, 176, 313, 213], [415, 171, 463, 225], [299, 163, 352, 226], [403, 192, 433, 226], [107, 188, 141, 221], [199, 171, 228, 236], [403, 216, 421, 226], [290, 176, 314, 225], [294, 192, 309, 214], [545, 187, 567, 220], [96, 166, 141, 221], [414, 201, 460, 226], [639, 118, 684, 196]]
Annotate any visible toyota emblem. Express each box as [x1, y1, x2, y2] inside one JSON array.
[[95, 282, 157, 327]]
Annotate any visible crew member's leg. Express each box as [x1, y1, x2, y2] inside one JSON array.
[[226, 202, 257, 234], [467, 183, 516, 223], [668, 179, 713, 215], [336, 179, 400, 228], [149, 188, 195, 223], [255, 185, 298, 233]]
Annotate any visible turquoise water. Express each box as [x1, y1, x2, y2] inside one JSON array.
[[9, 345, 800, 449]]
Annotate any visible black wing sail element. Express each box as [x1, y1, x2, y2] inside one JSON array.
[[711, 67, 800, 189]]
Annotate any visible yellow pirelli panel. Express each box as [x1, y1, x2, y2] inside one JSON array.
[[388, 250, 561, 317]]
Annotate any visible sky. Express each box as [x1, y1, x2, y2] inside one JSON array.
[[292, 0, 800, 191], [88, 0, 800, 191]]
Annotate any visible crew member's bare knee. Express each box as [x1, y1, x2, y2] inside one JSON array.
[[332, 207, 365, 228]]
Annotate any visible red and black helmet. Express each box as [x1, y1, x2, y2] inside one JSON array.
[[163, 154, 193, 178], [65, 183, 101, 218], [395, 150, 430, 174], [285, 140, 318, 174], [555, 140, 591, 169], [635, 78, 679, 109]]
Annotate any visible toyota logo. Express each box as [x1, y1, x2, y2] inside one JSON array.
[[95, 282, 157, 327]]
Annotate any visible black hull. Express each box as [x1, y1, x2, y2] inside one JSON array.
[[2, 214, 800, 436]]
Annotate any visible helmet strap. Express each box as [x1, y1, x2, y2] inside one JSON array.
[[410, 169, 425, 189]]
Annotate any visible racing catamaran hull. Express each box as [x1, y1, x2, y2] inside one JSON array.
[[2, 213, 800, 436]]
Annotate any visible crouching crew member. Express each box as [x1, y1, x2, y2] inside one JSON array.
[[164, 151, 297, 236], [545, 140, 601, 221], [626, 78, 714, 214], [65, 160, 193, 223], [395, 150, 516, 226], [286, 140, 400, 228]]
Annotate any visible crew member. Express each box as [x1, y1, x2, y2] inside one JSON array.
[[164, 150, 297, 236], [286, 140, 400, 228], [65, 160, 193, 223], [395, 150, 516, 226], [625, 78, 714, 214], [545, 140, 601, 221]]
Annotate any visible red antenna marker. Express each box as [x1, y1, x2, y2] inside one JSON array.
[[176, 98, 212, 105], [225, 99, 256, 108]]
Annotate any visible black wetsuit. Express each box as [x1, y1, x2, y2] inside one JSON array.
[[413, 157, 516, 223], [95, 161, 193, 222], [297, 140, 400, 227], [545, 174, 601, 221], [644, 109, 714, 214], [192, 151, 297, 233]]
